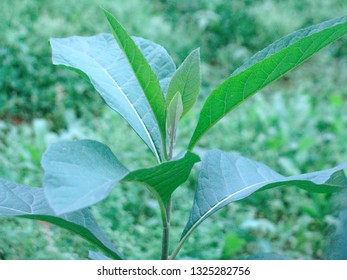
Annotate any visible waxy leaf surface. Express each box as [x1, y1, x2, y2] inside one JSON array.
[[0, 178, 122, 259], [181, 150, 347, 245], [42, 140, 128, 215], [51, 33, 175, 161], [104, 9, 169, 160], [43, 140, 199, 218]]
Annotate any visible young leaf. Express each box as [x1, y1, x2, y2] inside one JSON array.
[[177, 150, 347, 257], [166, 49, 200, 116], [50, 33, 175, 162], [188, 15, 347, 149], [123, 151, 200, 206], [42, 140, 128, 215], [166, 92, 183, 155], [103, 9, 168, 160], [0, 178, 122, 260]]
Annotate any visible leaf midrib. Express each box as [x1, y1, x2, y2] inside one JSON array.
[[54, 40, 160, 161], [189, 20, 347, 149]]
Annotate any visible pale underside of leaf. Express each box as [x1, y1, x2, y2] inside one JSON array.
[[51, 33, 175, 161], [179, 150, 347, 256], [42, 140, 200, 226], [0, 178, 122, 259], [188, 15, 347, 149], [42, 140, 128, 215], [104, 9, 168, 160]]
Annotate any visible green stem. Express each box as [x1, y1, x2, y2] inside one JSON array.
[[168, 235, 185, 260], [161, 196, 172, 260], [160, 130, 176, 260]]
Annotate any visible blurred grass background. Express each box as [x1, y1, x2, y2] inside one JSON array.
[[0, 0, 346, 259]]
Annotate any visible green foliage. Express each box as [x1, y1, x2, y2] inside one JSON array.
[[0, 178, 121, 259], [42, 140, 128, 215], [176, 150, 346, 258], [0, 0, 176, 128], [189, 15, 347, 148], [166, 49, 201, 116], [166, 92, 184, 152], [1, 3, 347, 260], [104, 9, 169, 160], [50, 34, 175, 161], [123, 151, 200, 206]]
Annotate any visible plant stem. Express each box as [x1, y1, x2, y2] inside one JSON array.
[[160, 133, 175, 260], [161, 196, 172, 260], [168, 236, 184, 260]]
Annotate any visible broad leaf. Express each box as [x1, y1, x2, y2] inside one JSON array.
[[123, 151, 200, 205], [188, 15, 347, 149], [104, 9, 168, 160], [43, 140, 200, 218], [51, 33, 175, 162], [166, 49, 200, 116], [166, 92, 183, 153], [42, 140, 128, 215], [181, 150, 347, 248], [0, 178, 122, 260]]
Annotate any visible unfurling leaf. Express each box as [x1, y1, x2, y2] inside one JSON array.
[[166, 92, 183, 154], [166, 48, 200, 116]]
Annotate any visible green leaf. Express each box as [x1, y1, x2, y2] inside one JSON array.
[[123, 151, 200, 205], [50, 33, 175, 162], [166, 49, 200, 116], [103, 9, 168, 160], [0, 178, 122, 260], [180, 150, 347, 253], [188, 15, 347, 149], [166, 92, 183, 154], [43, 140, 200, 220], [42, 140, 128, 215]]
